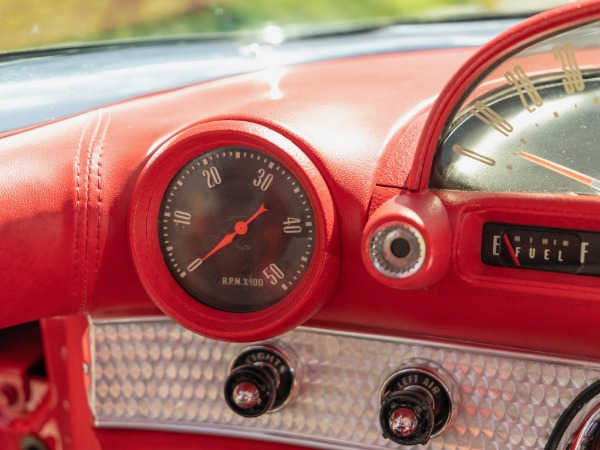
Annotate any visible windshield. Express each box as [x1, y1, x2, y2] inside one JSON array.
[[1, 0, 568, 54]]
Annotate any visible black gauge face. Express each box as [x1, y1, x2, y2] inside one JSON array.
[[159, 147, 315, 313], [432, 76, 600, 194]]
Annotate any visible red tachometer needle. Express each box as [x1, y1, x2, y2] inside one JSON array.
[[200, 204, 269, 263]]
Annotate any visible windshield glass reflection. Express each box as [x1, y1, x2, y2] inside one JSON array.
[[0, 0, 567, 53]]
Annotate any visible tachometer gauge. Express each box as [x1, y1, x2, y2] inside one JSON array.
[[130, 121, 338, 342], [159, 147, 314, 313], [430, 19, 600, 195]]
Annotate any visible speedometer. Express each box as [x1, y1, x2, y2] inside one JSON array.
[[431, 20, 600, 195]]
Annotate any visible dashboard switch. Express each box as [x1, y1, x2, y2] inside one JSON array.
[[379, 361, 458, 446], [224, 344, 298, 418]]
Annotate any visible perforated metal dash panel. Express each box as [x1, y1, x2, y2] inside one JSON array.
[[89, 317, 600, 449]]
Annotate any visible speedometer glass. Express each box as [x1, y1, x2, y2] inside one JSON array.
[[159, 147, 314, 313], [431, 21, 600, 195]]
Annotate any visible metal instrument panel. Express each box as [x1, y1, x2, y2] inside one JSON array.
[[88, 317, 600, 449]]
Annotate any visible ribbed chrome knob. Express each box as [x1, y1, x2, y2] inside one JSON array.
[[368, 222, 426, 279]]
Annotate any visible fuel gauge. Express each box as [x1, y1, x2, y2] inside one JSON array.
[[482, 223, 600, 276]]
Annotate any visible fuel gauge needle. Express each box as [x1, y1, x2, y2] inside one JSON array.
[[502, 234, 520, 267], [519, 151, 600, 193]]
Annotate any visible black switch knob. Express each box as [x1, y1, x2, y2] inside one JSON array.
[[379, 363, 458, 446], [224, 364, 277, 417], [380, 389, 435, 446]]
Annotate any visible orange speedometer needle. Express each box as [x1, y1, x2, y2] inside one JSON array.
[[519, 151, 600, 193], [200, 204, 269, 263]]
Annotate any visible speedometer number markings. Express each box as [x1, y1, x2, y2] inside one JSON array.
[[451, 144, 496, 166], [438, 39, 599, 187], [505, 65, 544, 112], [553, 43, 584, 94], [470, 101, 514, 136]]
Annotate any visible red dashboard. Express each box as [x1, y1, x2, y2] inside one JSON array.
[[2, 2, 600, 449]]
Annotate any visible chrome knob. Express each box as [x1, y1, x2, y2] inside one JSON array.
[[224, 344, 298, 418], [389, 407, 420, 437], [232, 381, 261, 409], [368, 222, 426, 279], [380, 362, 458, 446], [224, 364, 276, 417], [380, 389, 435, 446]]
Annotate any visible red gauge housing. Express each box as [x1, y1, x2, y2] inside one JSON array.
[[129, 120, 339, 342]]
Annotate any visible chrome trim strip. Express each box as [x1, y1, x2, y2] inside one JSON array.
[[90, 315, 600, 369], [88, 316, 600, 449]]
